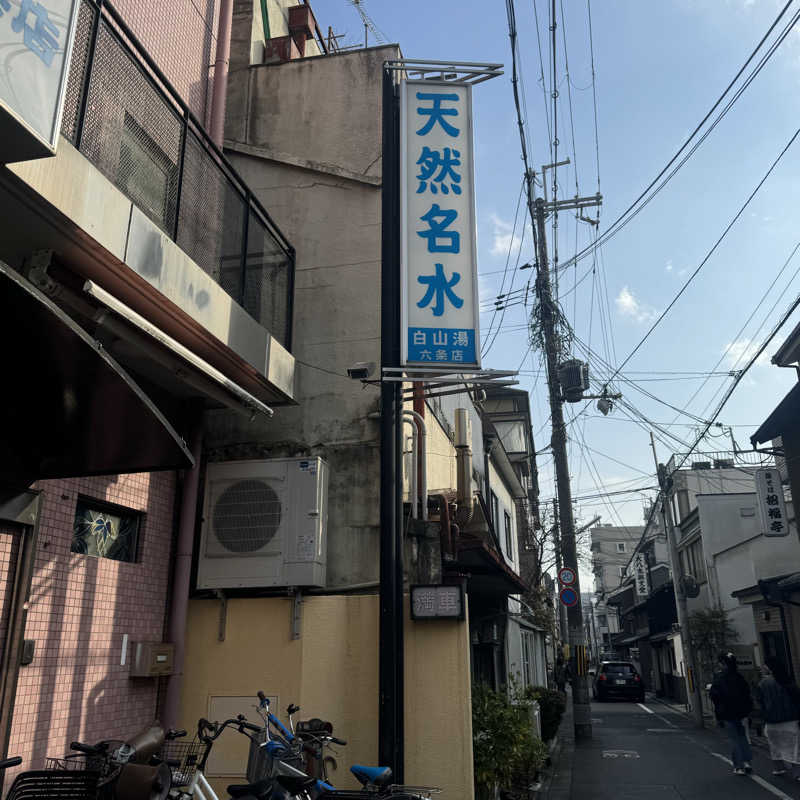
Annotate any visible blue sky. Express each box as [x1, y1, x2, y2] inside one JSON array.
[[319, 1, 800, 556]]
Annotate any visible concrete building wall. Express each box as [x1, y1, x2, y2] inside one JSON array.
[[671, 467, 755, 526], [488, 461, 518, 570], [590, 525, 645, 594], [692, 493, 800, 647], [180, 594, 474, 800], [5, 472, 175, 786], [209, 45, 397, 588]]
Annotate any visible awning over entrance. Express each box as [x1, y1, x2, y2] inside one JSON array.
[[454, 535, 527, 596], [0, 262, 194, 488]]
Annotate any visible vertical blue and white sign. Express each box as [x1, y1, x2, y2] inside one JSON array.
[[0, 0, 81, 161], [401, 80, 480, 368]]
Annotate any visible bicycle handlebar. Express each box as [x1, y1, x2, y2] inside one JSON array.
[[167, 729, 187, 740], [331, 737, 347, 746], [0, 757, 21, 770]]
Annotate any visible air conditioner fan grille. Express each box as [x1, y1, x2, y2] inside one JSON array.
[[212, 479, 281, 553]]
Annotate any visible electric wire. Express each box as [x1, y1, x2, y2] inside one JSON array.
[[607, 123, 800, 382], [552, 0, 798, 277]]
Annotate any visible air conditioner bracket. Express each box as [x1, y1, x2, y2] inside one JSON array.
[[215, 590, 227, 642]]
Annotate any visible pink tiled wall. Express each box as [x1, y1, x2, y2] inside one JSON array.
[[111, 0, 221, 123], [5, 472, 176, 784]]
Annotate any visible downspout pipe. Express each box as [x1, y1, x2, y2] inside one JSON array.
[[209, 0, 234, 147], [163, 418, 204, 728], [403, 417, 418, 519], [404, 409, 427, 520]]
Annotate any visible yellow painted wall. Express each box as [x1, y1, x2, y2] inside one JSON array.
[[181, 594, 474, 800], [401, 401, 456, 501]]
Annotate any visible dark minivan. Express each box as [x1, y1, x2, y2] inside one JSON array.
[[593, 661, 645, 703]]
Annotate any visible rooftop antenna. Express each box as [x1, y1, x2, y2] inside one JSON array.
[[347, 0, 387, 48]]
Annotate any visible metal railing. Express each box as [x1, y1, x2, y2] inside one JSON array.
[[61, 0, 294, 349], [667, 449, 773, 473]]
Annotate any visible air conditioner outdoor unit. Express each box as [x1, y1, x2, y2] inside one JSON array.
[[197, 457, 328, 590]]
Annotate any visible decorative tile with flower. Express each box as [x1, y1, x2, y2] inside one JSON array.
[[71, 498, 141, 563]]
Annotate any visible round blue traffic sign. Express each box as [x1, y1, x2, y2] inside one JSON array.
[[560, 587, 578, 607]]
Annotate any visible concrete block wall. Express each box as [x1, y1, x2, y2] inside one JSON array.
[[4, 471, 176, 783], [111, 0, 221, 124]]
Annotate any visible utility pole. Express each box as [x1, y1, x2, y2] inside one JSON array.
[[552, 499, 568, 644], [533, 192, 596, 740], [649, 433, 704, 728]]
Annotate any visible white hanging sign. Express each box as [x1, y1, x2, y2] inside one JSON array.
[[400, 79, 480, 368], [755, 467, 789, 537]]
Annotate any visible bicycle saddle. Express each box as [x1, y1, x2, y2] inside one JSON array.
[[350, 765, 393, 788], [227, 777, 273, 799]]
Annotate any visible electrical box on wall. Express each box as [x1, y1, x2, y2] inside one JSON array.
[[129, 642, 174, 677]]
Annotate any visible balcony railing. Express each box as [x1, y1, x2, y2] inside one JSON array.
[[61, 0, 294, 349]]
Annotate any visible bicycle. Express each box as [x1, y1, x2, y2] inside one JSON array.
[[4, 724, 172, 800], [252, 695, 439, 800], [166, 714, 311, 800]]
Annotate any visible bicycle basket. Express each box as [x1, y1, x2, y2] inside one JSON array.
[[159, 738, 204, 786], [6, 768, 101, 800], [246, 732, 304, 783], [45, 752, 109, 774]]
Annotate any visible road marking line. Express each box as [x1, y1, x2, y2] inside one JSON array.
[[652, 712, 678, 729], [646, 728, 681, 733], [637, 703, 654, 715], [710, 753, 793, 799]]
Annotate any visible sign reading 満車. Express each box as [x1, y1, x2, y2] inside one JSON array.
[[410, 584, 465, 620], [401, 80, 479, 368], [0, 0, 81, 162], [755, 467, 789, 537]]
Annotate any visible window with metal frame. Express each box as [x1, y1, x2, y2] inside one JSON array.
[[491, 492, 499, 533], [71, 497, 141, 563], [504, 511, 513, 559]]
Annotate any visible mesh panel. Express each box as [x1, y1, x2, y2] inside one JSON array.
[[78, 20, 182, 233], [212, 480, 281, 553], [245, 211, 293, 347], [177, 127, 245, 292], [60, 1, 295, 350], [60, 1, 96, 143]]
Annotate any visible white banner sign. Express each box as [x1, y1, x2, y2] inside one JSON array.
[[0, 0, 80, 159], [633, 553, 650, 599], [756, 467, 789, 537], [401, 80, 479, 368]]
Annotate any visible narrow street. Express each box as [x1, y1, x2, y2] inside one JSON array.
[[566, 700, 800, 800]]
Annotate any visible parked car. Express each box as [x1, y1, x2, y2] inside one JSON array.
[[593, 661, 645, 703]]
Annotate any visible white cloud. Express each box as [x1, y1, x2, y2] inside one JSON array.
[[489, 213, 523, 258], [665, 260, 673, 272], [723, 338, 770, 368], [615, 286, 658, 323]]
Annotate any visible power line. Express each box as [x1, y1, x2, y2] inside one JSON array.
[[608, 123, 800, 380], [553, 1, 799, 276]]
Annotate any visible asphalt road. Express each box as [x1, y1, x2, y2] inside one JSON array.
[[566, 699, 800, 799]]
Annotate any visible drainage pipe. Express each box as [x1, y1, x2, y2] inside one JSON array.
[[403, 417, 418, 519], [209, 0, 234, 147], [403, 409, 427, 520], [162, 418, 204, 728]]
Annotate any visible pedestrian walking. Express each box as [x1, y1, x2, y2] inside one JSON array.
[[710, 652, 754, 776], [555, 657, 566, 693], [755, 657, 800, 778]]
